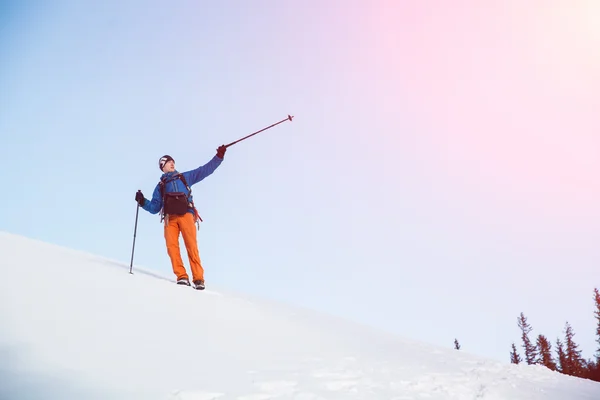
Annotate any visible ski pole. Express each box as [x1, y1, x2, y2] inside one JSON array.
[[225, 114, 294, 148], [129, 197, 140, 274]]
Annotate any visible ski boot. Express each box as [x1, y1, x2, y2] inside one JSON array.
[[193, 280, 205, 290]]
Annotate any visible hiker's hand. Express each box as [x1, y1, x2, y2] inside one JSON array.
[[216, 145, 226, 159], [135, 190, 145, 206]]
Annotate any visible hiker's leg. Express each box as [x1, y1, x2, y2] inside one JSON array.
[[180, 212, 204, 282], [164, 215, 188, 280]]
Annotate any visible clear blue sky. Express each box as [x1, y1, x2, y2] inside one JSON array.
[[2, 0, 599, 363]]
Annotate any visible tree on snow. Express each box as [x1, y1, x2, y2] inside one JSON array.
[[555, 338, 568, 374], [535, 334, 557, 371], [517, 312, 538, 364], [563, 321, 585, 377], [510, 342, 522, 364], [594, 288, 600, 364], [581, 358, 597, 381], [588, 288, 600, 381]]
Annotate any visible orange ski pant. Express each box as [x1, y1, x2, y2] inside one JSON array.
[[163, 212, 204, 282]]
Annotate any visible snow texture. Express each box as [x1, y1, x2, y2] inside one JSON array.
[[0, 231, 599, 399]]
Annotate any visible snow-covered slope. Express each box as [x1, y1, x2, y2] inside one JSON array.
[[1, 232, 598, 400]]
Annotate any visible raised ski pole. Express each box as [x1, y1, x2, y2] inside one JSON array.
[[225, 114, 294, 148], [129, 197, 140, 274]]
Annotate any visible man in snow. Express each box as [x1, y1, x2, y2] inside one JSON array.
[[135, 145, 226, 290]]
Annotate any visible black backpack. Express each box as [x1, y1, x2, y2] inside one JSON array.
[[158, 173, 202, 225]]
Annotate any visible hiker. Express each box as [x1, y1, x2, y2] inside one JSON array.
[[135, 145, 227, 290]]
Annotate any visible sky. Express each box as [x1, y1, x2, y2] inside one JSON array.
[[1, 0, 599, 363]]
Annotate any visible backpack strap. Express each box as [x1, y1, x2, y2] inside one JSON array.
[[178, 174, 203, 226], [158, 176, 167, 224]]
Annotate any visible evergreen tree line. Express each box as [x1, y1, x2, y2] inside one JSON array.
[[509, 288, 600, 381]]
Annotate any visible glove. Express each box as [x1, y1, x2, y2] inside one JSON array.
[[135, 190, 145, 206], [216, 145, 226, 159]]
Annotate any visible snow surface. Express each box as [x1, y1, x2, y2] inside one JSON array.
[[1, 232, 599, 400]]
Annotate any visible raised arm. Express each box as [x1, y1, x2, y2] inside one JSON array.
[[183, 146, 226, 186]]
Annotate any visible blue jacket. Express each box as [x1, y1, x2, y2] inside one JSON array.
[[142, 155, 223, 215]]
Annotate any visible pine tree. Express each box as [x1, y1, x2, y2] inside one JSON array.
[[564, 321, 584, 377], [594, 288, 600, 364], [510, 342, 522, 364], [535, 334, 557, 371], [454, 338, 461, 350], [556, 338, 568, 374], [589, 288, 600, 381], [588, 359, 600, 382], [581, 359, 595, 380], [517, 312, 538, 364]]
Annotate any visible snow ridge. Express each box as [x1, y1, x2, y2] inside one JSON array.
[[1, 231, 599, 399]]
